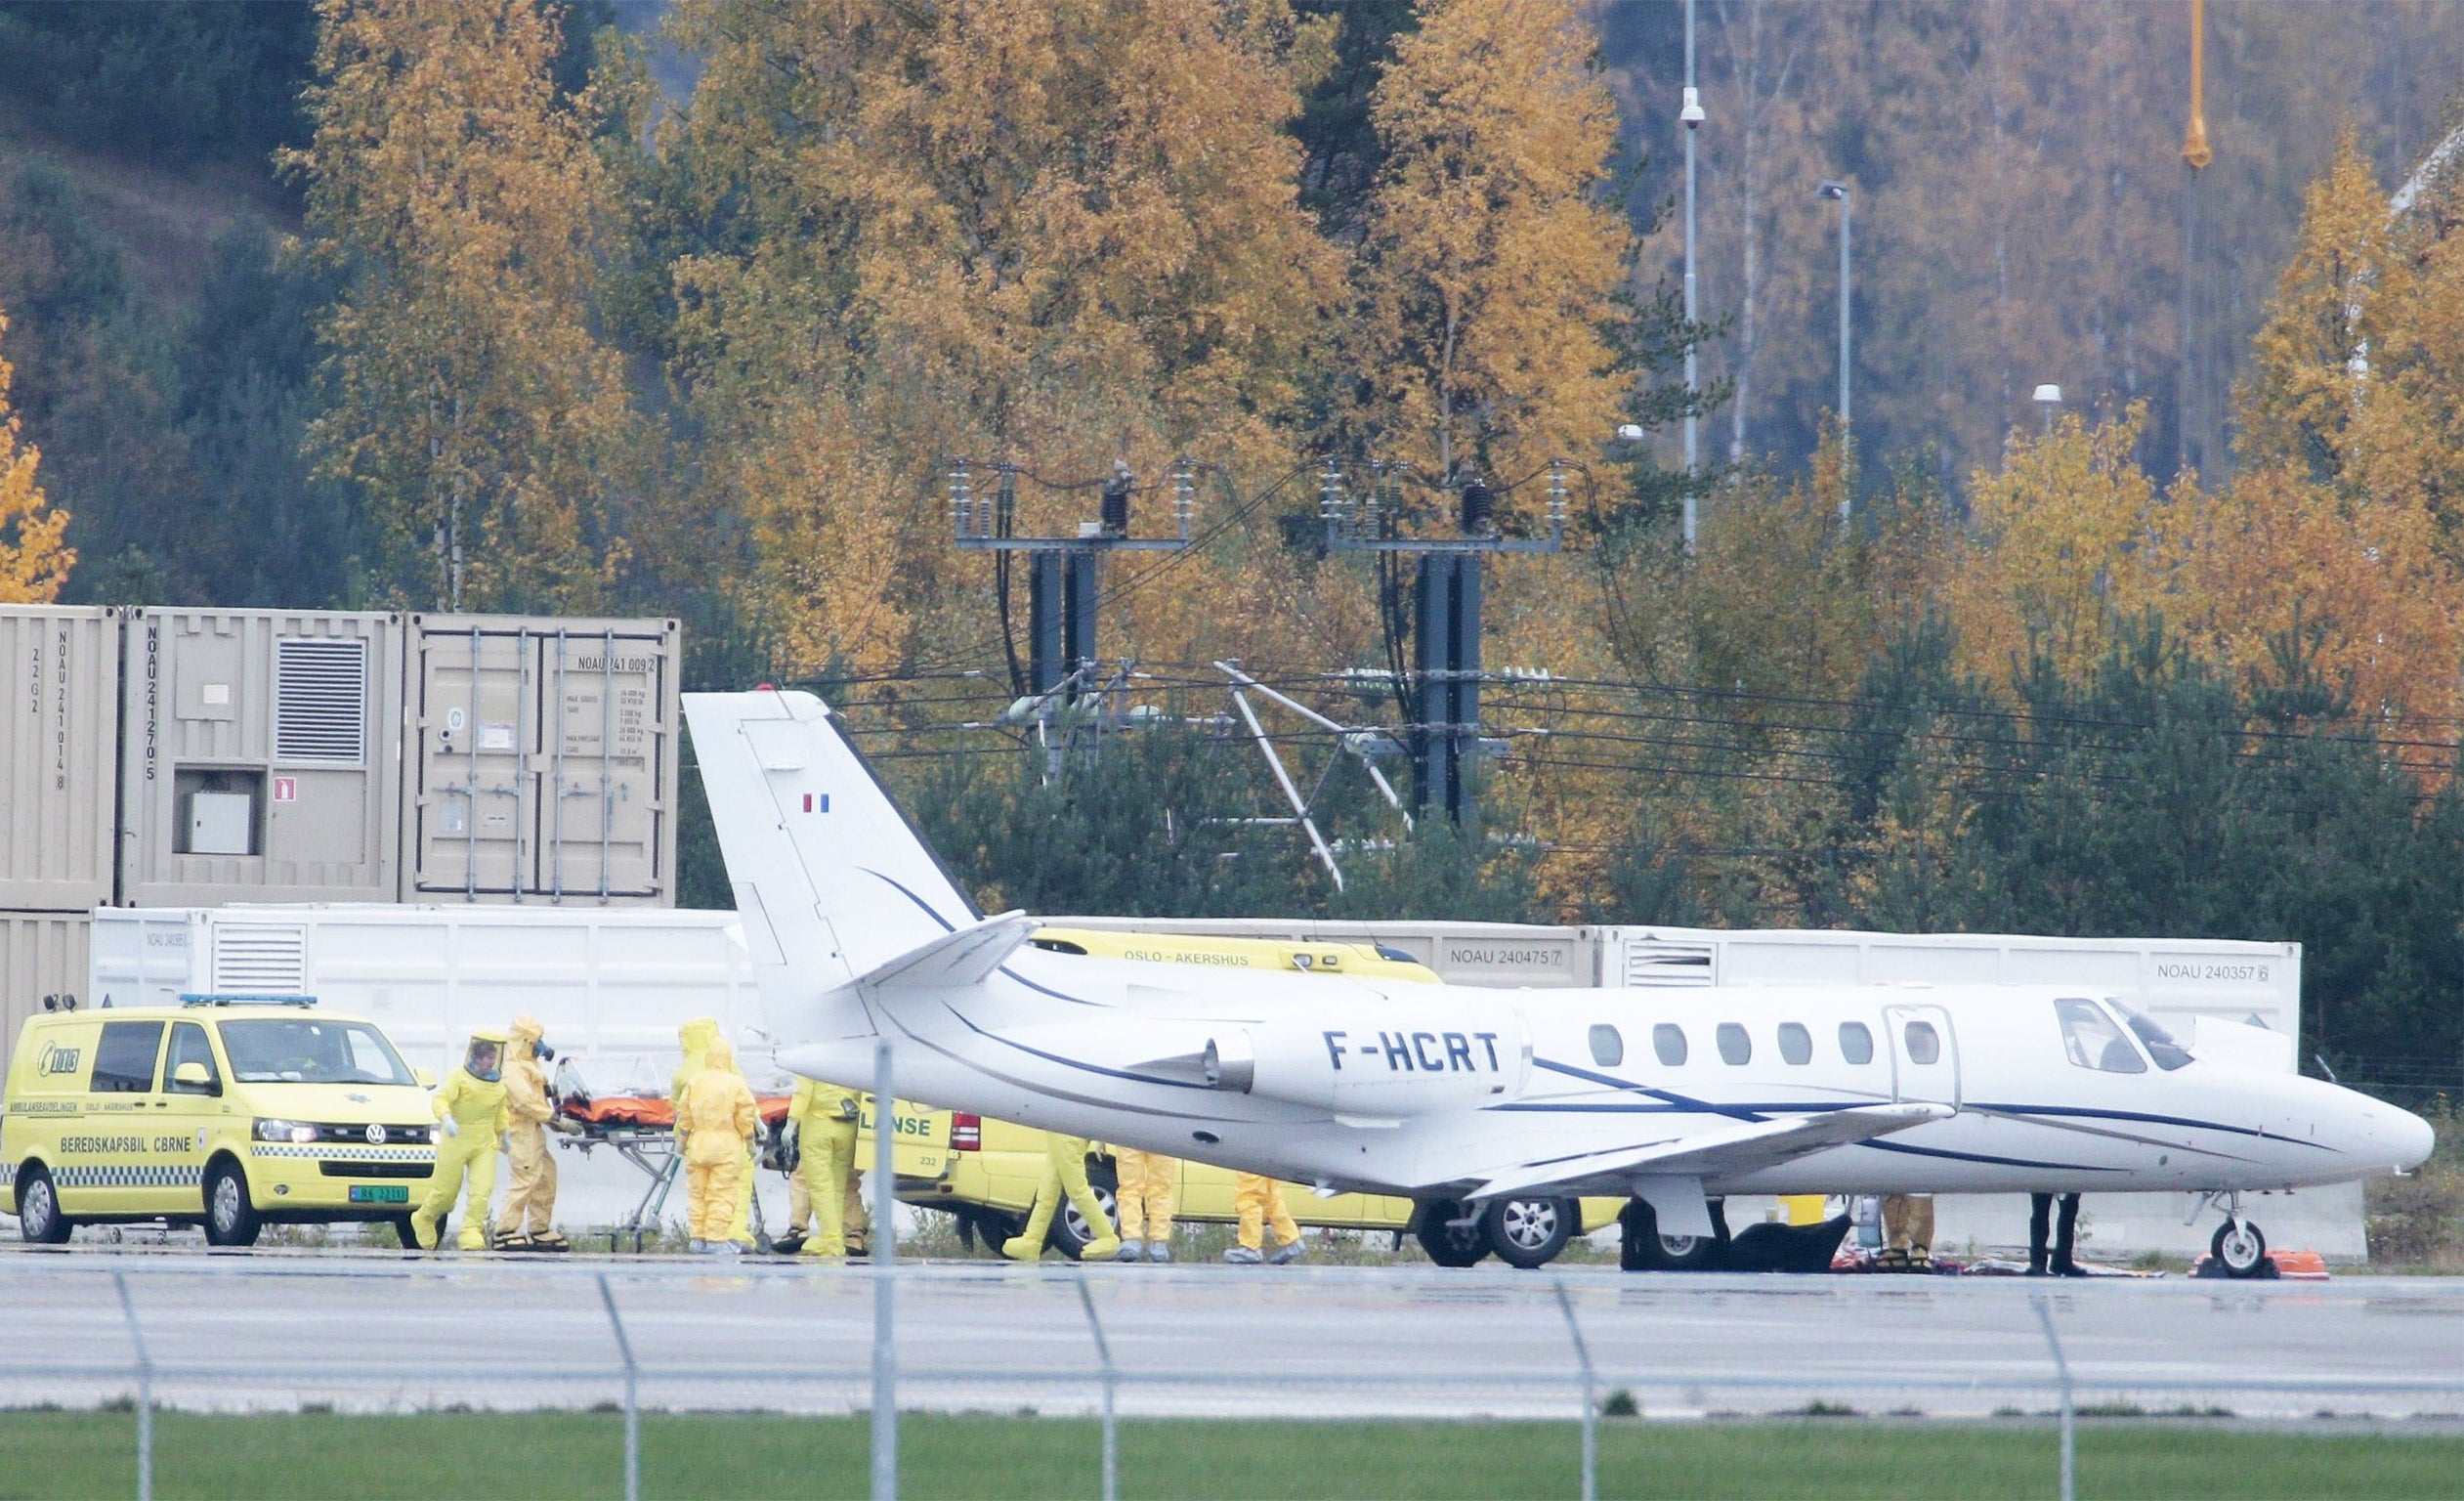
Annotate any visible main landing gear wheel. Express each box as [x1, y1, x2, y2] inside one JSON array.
[[1485, 1196, 1577, 1269], [1618, 1197, 1726, 1271], [2212, 1218, 2268, 1278], [1414, 1198, 1490, 1267]]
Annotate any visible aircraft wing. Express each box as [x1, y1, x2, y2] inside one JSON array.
[[1465, 1101, 1953, 1203]]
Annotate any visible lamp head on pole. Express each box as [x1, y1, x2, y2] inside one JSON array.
[[1680, 86, 1706, 130], [1817, 180, 1848, 201]]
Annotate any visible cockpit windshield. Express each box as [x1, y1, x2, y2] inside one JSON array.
[[2055, 998, 2145, 1074], [2105, 998, 2194, 1071]]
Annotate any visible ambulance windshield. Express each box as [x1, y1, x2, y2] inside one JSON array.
[[220, 1019, 417, 1086]]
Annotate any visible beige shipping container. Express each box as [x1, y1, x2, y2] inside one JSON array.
[[0, 606, 120, 910], [117, 609, 405, 906], [403, 615, 680, 905], [0, 909, 92, 1058]]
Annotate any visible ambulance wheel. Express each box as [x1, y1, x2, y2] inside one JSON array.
[[1486, 1196, 1577, 1269], [17, 1166, 71, 1244], [203, 1161, 262, 1248], [1051, 1160, 1120, 1261], [1413, 1198, 1490, 1267], [2212, 1218, 2268, 1278]]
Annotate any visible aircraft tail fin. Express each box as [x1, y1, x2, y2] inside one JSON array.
[[685, 689, 984, 1045]]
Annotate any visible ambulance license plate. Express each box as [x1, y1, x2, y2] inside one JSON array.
[[350, 1185, 409, 1204]]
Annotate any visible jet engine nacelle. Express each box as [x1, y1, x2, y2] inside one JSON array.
[[1203, 1003, 1527, 1116]]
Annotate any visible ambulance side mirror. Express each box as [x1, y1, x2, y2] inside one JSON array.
[[172, 1061, 215, 1093], [415, 1067, 438, 1090]]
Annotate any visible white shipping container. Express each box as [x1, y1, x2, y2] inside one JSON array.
[[1045, 917, 1601, 987], [1606, 926, 2301, 1067], [403, 616, 680, 906], [117, 609, 406, 906], [0, 909, 94, 1059], [0, 606, 119, 910]]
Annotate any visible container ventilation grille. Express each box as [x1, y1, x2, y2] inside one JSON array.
[[276, 638, 368, 765], [211, 923, 309, 994], [1623, 943, 1716, 987]]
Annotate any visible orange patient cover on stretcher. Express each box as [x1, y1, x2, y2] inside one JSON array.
[[560, 1095, 793, 1131]]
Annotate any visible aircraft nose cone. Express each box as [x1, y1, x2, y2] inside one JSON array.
[[2390, 1107, 2438, 1172]]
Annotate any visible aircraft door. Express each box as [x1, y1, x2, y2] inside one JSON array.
[[1881, 1005, 1959, 1108]]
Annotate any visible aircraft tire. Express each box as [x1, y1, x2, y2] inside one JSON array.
[[1619, 1197, 1725, 1271], [2212, 1218, 2268, 1278], [1413, 1198, 1490, 1267]]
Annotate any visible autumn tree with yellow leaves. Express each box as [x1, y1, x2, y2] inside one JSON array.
[[0, 307, 72, 603], [290, 0, 643, 613], [1350, 0, 1633, 505], [659, 0, 1342, 678]]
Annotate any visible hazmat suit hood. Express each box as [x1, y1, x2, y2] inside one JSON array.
[[509, 1015, 544, 1056], [464, 1029, 511, 1083], [672, 1016, 721, 1098], [704, 1037, 737, 1073]]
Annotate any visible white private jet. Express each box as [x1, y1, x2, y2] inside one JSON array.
[[690, 689, 2437, 1276]]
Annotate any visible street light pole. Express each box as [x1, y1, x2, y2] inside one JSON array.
[[1817, 179, 1852, 520], [1680, 0, 1704, 553]]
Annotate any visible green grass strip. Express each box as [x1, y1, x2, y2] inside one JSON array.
[[3, 1409, 2461, 1500]]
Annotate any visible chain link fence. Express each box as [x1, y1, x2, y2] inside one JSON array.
[[4, 1255, 2463, 1501]]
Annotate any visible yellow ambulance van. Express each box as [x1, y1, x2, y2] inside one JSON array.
[[1, 997, 439, 1247]]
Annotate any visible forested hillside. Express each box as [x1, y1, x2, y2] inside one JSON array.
[[0, 0, 2458, 1098]]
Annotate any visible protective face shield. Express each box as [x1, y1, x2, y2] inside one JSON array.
[[464, 1036, 505, 1083]]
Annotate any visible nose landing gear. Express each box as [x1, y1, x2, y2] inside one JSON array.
[[2198, 1191, 2272, 1278]]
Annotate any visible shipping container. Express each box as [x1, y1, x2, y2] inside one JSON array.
[[116, 609, 405, 906], [0, 909, 94, 1059], [1047, 916, 2301, 1059], [1602, 925, 2301, 1063], [1043, 917, 1598, 986], [402, 616, 680, 906], [0, 606, 119, 910]]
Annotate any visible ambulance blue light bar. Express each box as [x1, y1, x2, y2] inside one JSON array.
[[180, 994, 319, 1008]]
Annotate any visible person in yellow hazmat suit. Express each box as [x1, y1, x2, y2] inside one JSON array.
[[676, 1036, 760, 1256], [411, 1032, 510, 1252], [494, 1016, 569, 1251], [1000, 1133, 1121, 1263], [1111, 1147, 1176, 1263], [781, 1075, 861, 1259], [1878, 1193, 1934, 1271], [1227, 1173, 1306, 1265], [673, 1017, 754, 1247]]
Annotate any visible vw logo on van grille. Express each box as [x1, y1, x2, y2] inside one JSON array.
[[365, 1124, 386, 1146]]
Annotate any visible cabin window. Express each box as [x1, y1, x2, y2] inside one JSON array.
[[1903, 1019, 1942, 1066], [1777, 1022, 1812, 1065], [2056, 998, 2145, 1074], [1716, 1022, 1752, 1065], [2108, 999, 2193, 1071], [1588, 1024, 1625, 1068], [1652, 1023, 1688, 1067], [1839, 1021, 1875, 1065]]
